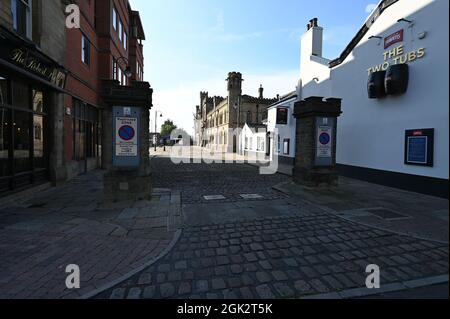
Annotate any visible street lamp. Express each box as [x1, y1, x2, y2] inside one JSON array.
[[115, 56, 132, 80], [154, 110, 163, 151]]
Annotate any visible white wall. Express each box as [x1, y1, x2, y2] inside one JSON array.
[[267, 98, 297, 159], [301, 0, 449, 180]]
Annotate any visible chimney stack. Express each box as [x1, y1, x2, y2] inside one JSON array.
[[259, 84, 264, 99], [301, 17, 323, 58]]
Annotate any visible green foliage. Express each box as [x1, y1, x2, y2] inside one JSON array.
[[160, 119, 177, 136]]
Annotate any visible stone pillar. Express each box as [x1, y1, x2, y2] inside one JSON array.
[[101, 80, 153, 202], [48, 91, 67, 185], [292, 96, 342, 187], [103, 105, 152, 202]]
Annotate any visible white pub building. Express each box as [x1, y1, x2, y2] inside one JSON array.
[[284, 0, 448, 198]]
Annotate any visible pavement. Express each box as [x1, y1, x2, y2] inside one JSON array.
[[95, 150, 449, 299], [0, 147, 448, 299], [0, 171, 181, 299]]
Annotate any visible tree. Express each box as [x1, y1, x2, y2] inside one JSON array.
[[160, 120, 177, 137]]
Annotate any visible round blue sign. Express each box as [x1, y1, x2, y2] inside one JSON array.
[[118, 125, 135, 141], [319, 132, 331, 145]]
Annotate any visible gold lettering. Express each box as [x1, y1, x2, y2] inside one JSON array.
[[382, 62, 390, 71], [388, 48, 397, 59], [408, 51, 417, 62], [393, 57, 401, 65], [399, 55, 408, 64], [417, 48, 425, 59], [397, 45, 404, 56]]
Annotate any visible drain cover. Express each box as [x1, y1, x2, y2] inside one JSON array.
[[367, 208, 410, 220]]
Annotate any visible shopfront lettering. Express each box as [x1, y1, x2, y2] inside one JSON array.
[[10, 49, 66, 88], [367, 45, 426, 75]]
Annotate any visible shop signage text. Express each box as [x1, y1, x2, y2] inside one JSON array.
[[384, 30, 404, 49], [10, 49, 66, 89], [367, 45, 426, 75]]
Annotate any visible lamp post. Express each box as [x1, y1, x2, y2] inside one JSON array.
[[154, 110, 163, 151], [115, 56, 132, 82]]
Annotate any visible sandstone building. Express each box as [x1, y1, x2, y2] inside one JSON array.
[[195, 72, 277, 152]]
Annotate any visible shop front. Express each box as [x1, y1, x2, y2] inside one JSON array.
[[0, 27, 67, 195]]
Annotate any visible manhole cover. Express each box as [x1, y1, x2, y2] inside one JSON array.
[[367, 208, 410, 220]]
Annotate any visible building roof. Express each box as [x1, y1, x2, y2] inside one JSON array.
[[242, 95, 278, 104], [329, 0, 399, 68], [268, 91, 297, 108]]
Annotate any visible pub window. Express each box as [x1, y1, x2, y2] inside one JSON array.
[[11, 0, 32, 40], [112, 59, 117, 80], [81, 34, 90, 65], [123, 32, 127, 50]]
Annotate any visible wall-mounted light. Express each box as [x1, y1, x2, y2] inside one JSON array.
[[313, 78, 319, 82], [418, 31, 427, 39]]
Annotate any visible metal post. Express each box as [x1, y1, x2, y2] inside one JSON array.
[[154, 111, 157, 152]]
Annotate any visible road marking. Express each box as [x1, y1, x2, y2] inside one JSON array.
[[203, 195, 226, 201], [240, 194, 264, 199]]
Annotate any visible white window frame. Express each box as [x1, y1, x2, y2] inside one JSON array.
[[81, 34, 90, 65], [112, 7, 118, 31], [119, 19, 123, 42], [11, 0, 33, 40]]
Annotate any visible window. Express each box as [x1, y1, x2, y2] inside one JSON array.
[[276, 108, 288, 125], [112, 7, 118, 31], [11, 0, 32, 39], [283, 139, 290, 155], [72, 99, 101, 160], [123, 32, 127, 50], [257, 137, 265, 152], [119, 20, 123, 42], [246, 111, 252, 124], [112, 59, 117, 80], [81, 34, 90, 65]]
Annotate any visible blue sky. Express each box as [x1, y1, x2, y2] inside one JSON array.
[[131, 0, 379, 133]]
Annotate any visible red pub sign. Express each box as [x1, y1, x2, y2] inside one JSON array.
[[384, 29, 404, 49]]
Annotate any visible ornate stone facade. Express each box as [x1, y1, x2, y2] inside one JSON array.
[[195, 72, 277, 152]]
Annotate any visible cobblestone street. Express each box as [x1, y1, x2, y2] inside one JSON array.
[[98, 155, 449, 299]]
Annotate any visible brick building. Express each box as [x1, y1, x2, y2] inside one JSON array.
[[64, 0, 148, 178], [0, 0, 151, 196]]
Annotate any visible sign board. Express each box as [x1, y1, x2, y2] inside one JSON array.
[[405, 129, 434, 167], [113, 106, 140, 167], [116, 117, 138, 157], [384, 29, 404, 49], [276, 108, 288, 125], [315, 117, 334, 166]]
